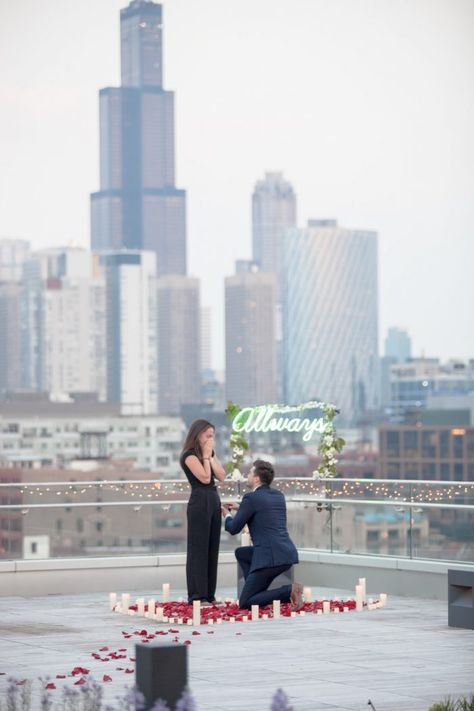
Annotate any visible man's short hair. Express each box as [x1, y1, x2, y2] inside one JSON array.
[[252, 459, 275, 485]]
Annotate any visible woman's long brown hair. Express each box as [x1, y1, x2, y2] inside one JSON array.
[[181, 419, 215, 462]]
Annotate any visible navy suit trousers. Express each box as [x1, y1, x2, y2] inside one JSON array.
[[236, 546, 292, 609]]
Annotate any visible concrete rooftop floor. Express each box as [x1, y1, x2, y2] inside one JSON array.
[[0, 586, 473, 711]]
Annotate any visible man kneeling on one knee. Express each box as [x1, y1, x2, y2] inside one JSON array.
[[222, 459, 304, 611]]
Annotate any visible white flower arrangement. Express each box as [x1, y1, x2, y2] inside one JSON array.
[[230, 468, 246, 482], [311, 404, 345, 480]]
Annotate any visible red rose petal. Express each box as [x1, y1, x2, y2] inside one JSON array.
[[184, 640, 191, 645], [191, 631, 200, 635], [125, 668, 134, 674], [45, 683, 56, 690], [74, 678, 86, 686], [56, 675, 66, 679], [103, 675, 112, 682], [116, 667, 124, 671], [16, 680, 27, 685], [130, 657, 136, 662], [99, 647, 109, 651], [207, 631, 215, 634], [118, 648, 127, 651]]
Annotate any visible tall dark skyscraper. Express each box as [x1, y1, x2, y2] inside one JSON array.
[[91, 0, 186, 275]]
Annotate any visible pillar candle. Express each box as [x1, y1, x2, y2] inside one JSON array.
[[216, 618, 222, 624], [316, 609, 323, 615], [355, 585, 363, 611], [193, 600, 201, 626], [121, 593, 130, 612], [115, 604, 122, 613], [273, 600, 281, 619], [358, 577, 366, 602], [136, 598, 145, 615], [207, 618, 214, 625], [155, 607, 163, 622], [229, 617, 235, 623], [334, 608, 340, 614], [242, 615, 249, 622], [251, 605, 259, 621], [163, 616, 169, 623], [303, 586, 312, 602], [148, 599, 156, 616], [322, 600, 330, 614], [109, 593, 117, 610], [290, 611, 296, 618], [162, 583, 170, 602], [187, 619, 193, 625], [178, 618, 183, 625], [299, 611, 306, 616], [343, 606, 349, 612], [128, 609, 136, 616], [262, 614, 268, 620], [379, 593, 388, 607]]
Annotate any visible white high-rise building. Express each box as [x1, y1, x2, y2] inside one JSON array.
[[20, 248, 106, 398], [43, 270, 106, 399], [101, 251, 158, 415], [283, 220, 379, 425]]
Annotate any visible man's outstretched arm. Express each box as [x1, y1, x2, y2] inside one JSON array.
[[224, 495, 254, 535]]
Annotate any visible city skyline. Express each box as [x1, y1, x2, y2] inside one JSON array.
[[1, 0, 473, 369]]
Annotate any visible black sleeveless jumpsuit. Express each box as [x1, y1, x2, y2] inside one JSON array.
[[180, 448, 221, 603]]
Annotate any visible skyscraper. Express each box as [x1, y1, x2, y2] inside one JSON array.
[[0, 239, 30, 282], [101, 251, 157, 414], [385, 327, 412, 362], [200, 306, 212, 373], [283, 220, 379, 425], [156, 275, 201, 415], [252, 172, 296, 399], [225, 263, 277, 407], [0, 239, 29, 396], [380, 327, 412, 411], [91, 1, 186, 276], [252, 172, 297, 285], [0, 282, 22, 396]]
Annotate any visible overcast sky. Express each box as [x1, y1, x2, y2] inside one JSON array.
[[1, 0, 473, 369]]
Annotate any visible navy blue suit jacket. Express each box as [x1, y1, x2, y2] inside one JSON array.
[[225, 485, 298, 572]]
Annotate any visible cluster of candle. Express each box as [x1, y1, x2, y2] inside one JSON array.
[[109, 580, 388, 626], [354, 577, 388, 611]]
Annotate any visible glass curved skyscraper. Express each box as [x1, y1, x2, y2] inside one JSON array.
[[283, 220, 379, 426]]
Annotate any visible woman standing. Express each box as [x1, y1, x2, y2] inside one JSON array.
[[180, 419, 226, 604]]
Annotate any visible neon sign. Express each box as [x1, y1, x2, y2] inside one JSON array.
[[232, 404, 328, 442]]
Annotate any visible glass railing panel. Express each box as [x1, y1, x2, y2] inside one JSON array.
[[286, 500, 331, 551], [329, 501, 411, 557], [1, 477, 474, 564]]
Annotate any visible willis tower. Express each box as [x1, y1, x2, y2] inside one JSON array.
[[91, 0, 186, 275]]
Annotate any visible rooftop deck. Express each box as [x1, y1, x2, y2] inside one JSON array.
[[1, 585, 473, 711]]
